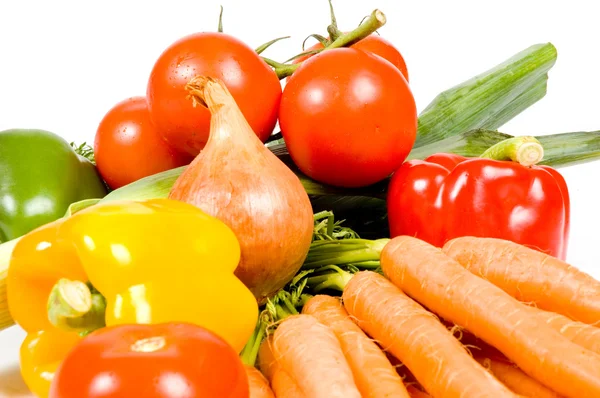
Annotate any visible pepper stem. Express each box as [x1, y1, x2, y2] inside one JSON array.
[[479, 136, 544, 167], [47, 278, 106, 335], [270, 9, 386, 79]]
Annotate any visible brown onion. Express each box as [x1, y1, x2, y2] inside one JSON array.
[[168, 76, 314, 304]]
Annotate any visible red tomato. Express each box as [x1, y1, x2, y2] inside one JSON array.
[[49, 323, 249, 398], [94, 97, 192, 190], [293, 35, 409, 82], [147, 32, 282, 156], [279, 48, 417, 188]]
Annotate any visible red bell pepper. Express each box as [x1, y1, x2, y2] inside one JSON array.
[[387, 136, 570, 260]]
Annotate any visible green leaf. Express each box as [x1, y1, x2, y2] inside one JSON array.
[[64, 198, 101, 217], [71, 142, 95, 165], [408, 128, 600, 169], [415, 43, 557, 148]]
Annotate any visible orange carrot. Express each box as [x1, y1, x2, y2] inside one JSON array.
[[442, 236, 600, 325], [474, 357, 561, 398], [257, 336, 278, 382], [342, 271, 517, 398], [453, 326, 561, 396], [382, 235, 600, 398], [258, 336, 304, 398], [446, 324, 507, 363], [245, 364, 275, 398], [406, 385, 432, 398], [272, 314, 361, 398], [533, 308, 600, 355], [302, 294, 410, 398]]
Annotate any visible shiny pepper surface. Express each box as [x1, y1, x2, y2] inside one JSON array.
[[387, 151, 570, 260], [0, 128, 107, 243], [7, 198, 258, 397]]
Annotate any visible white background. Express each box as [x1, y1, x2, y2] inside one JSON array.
[[1, 0, 599, 394]]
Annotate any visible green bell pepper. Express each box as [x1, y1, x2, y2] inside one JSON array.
[[0, 128, 108, 243]]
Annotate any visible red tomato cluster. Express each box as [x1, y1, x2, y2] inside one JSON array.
[[94, 32, 282, 190], [93, 23, 416, 190]]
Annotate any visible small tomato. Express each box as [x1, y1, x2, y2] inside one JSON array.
[[94, 97, 192, 190], [49, 323, 249, 398]]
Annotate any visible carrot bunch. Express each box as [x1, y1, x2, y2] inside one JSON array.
[[242, 235, 600, 397]]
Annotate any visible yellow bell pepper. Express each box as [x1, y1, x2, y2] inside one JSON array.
[[7, 198, 258, 397]]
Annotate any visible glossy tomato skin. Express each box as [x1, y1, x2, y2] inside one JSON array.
[[94, 97, 192, 190], [49, 323, 249, 398], [280, 48, 417, 188], [353, 35, 409, 81], [147, 32, 282, 156], [293, 35, 409, 81]]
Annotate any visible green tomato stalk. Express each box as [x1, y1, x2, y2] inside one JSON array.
[[326, 0, 343, 41], [264, 8, 387, 79]]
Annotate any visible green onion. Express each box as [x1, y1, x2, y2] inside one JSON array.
[[415, 42, 557, 148], [408, 128, 600, 168]]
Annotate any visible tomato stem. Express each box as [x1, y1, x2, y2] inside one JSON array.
[[328, 25, 342, 42], [217, 5, 224, 33], [480, 136, 544, 167], [47, 278, 106, 335], [269, 9, 386, 79], [264, 58, 298, 79], [327, 0, 342, 41], [302, 33, 329, 50], [327, 9, 385, 49], [131, 336, 167, 353], [255, 36, 291, 55]]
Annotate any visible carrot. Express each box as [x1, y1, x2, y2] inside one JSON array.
[[245, 364, 275, 398], [474, 357, 561, 398], [533, 308, 600, 355], [302, 294, 410, 398], [453, 325, 561, 396], [442, 236, 600, 325], [271, 314, 361, 398], [258, 336, 304, 398], [406, 385, 432, 398], [446, 324, 508, 363], [342, 271, 517, 398], [382, 235, 600, 398]]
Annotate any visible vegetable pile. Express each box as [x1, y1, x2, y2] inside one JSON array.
[[2, 1, 600, 397]]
